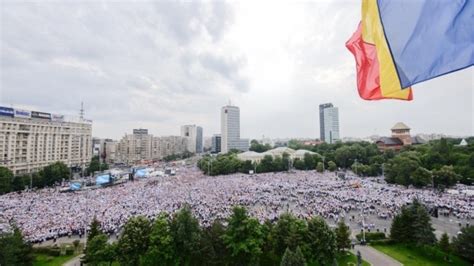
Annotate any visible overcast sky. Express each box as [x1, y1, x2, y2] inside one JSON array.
[[1, 0, 473, 140]]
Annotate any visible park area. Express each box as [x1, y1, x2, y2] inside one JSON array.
[[372, 243, 470, 266]]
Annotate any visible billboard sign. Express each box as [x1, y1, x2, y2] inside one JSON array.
[[51, 114, 64, 122], [0, 106, 14, 117], [31, 111, 51, 120], [14, 109, 31, 119]]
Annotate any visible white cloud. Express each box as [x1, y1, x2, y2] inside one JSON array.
[[1, 0, 472, 139]]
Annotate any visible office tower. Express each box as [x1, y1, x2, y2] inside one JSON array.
[[211, 134, 221, 153], [180, 125, 203, 154], [319, 103, 340, 144], [221, 105, 249, 153]]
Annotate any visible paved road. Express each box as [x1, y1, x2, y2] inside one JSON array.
[[353, 245, 402, 266], [63, 255, 82, 266]]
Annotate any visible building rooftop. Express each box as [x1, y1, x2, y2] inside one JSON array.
[[391, 122, 410, 131], [376, 137, 403, 145]]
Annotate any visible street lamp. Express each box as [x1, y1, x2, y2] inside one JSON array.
[[322, 156, 326, 172], [381, 163, 385, 178]]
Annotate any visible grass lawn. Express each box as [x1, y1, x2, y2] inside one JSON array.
[[336, 251, 370, 266], [33, 253, 77, 266], [372, 244, 470, 266]]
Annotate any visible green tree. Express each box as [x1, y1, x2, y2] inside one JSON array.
[[0, 225, 33, 266], [117, 216, 151, 266], [433, 165, 461, 189], [389, 199, 436, 245], [384, 152, 421, 186], [39, 161, 70, 187], [223, 206, 264, 265], [170, 205, 201, 265], [282, 152, 291, 171], [273, 156, 285, 172], [141, 213, 174, 266], [259, 155, 275, 173], [239, 160, 254, 174], [306, 216, 336, 265], [438, 232, 451, 253], [11, 175, 26, 192], [412, 167, 433, 188], [0, 166, 13, 194], [328, 161, 337, 172], [87, 156, 109, 176], [293, 159, 306, 170], [83, 234, 109, 265], [272, 213, 308, 258], [335, 219, 351, 252], [389, 215, 407, 243], [260, 220, 278, 265], [87, 217, 102, 243], [316, 162, 324, 173], [250, 140, 272, 153], [200, 220, 228, 265], [452, 226, 474, 262], [303, 153, 316, 170], [280, 246, 306, 266]]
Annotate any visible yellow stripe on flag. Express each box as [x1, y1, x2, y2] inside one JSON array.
[[361, 0, 412, 99]]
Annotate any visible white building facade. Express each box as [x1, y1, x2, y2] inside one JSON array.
[[117, 129, 189, 164], [180, 125, 203, 154], [221, 105, 249, 153], [0, 107, 92, 175]]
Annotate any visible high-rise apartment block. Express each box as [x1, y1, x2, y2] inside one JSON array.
[[180, 125, 203, 154], [116, 129, 189, 165]]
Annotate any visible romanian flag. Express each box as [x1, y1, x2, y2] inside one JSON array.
[[347, 0, 473, 101], [346, 0, 412, 100]]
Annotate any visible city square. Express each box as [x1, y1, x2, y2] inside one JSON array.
[[1, 167, 472, 244]]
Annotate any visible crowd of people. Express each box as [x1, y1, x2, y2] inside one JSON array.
[[0, 166, 473, 243]]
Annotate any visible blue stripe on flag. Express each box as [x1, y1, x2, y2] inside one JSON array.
[[377, 0, 474, 88]]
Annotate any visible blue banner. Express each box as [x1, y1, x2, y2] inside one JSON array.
[[70, 182, 82, 190], [0, 106, 14, 117], [96, 174, 111, 186]]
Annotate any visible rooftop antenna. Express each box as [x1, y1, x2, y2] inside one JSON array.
[[228, 99, 232, 106], [80, 102, 84, 119]]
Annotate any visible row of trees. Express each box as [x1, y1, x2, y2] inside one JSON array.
[[84, 205, 352, 266], [197, 151, 335, 176], [163, 151, 193, 162], [205, 138, 473, 188], [86, 156, 109, 176], [0, 161, 70, 195], [0, 155, 112, 195], [0, 226, 33, 266], [389, 199, 474, 262], [250, 139, 272, 153]]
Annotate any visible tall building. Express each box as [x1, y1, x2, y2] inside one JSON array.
[[152, 136, 188, 159], [211, 134, 221, 153], [92, 138, 117, 165], [103, 139, 118, 165], [117, 129, 153, 164], [221, 105, 249, 153], [180, 125, 203, 154], [319, 103, 340, 144], [117, 129, 189, 164], [0, 106, 92, 175]]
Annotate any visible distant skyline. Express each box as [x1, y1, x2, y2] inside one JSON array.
[[1, 1, 473, 140]]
